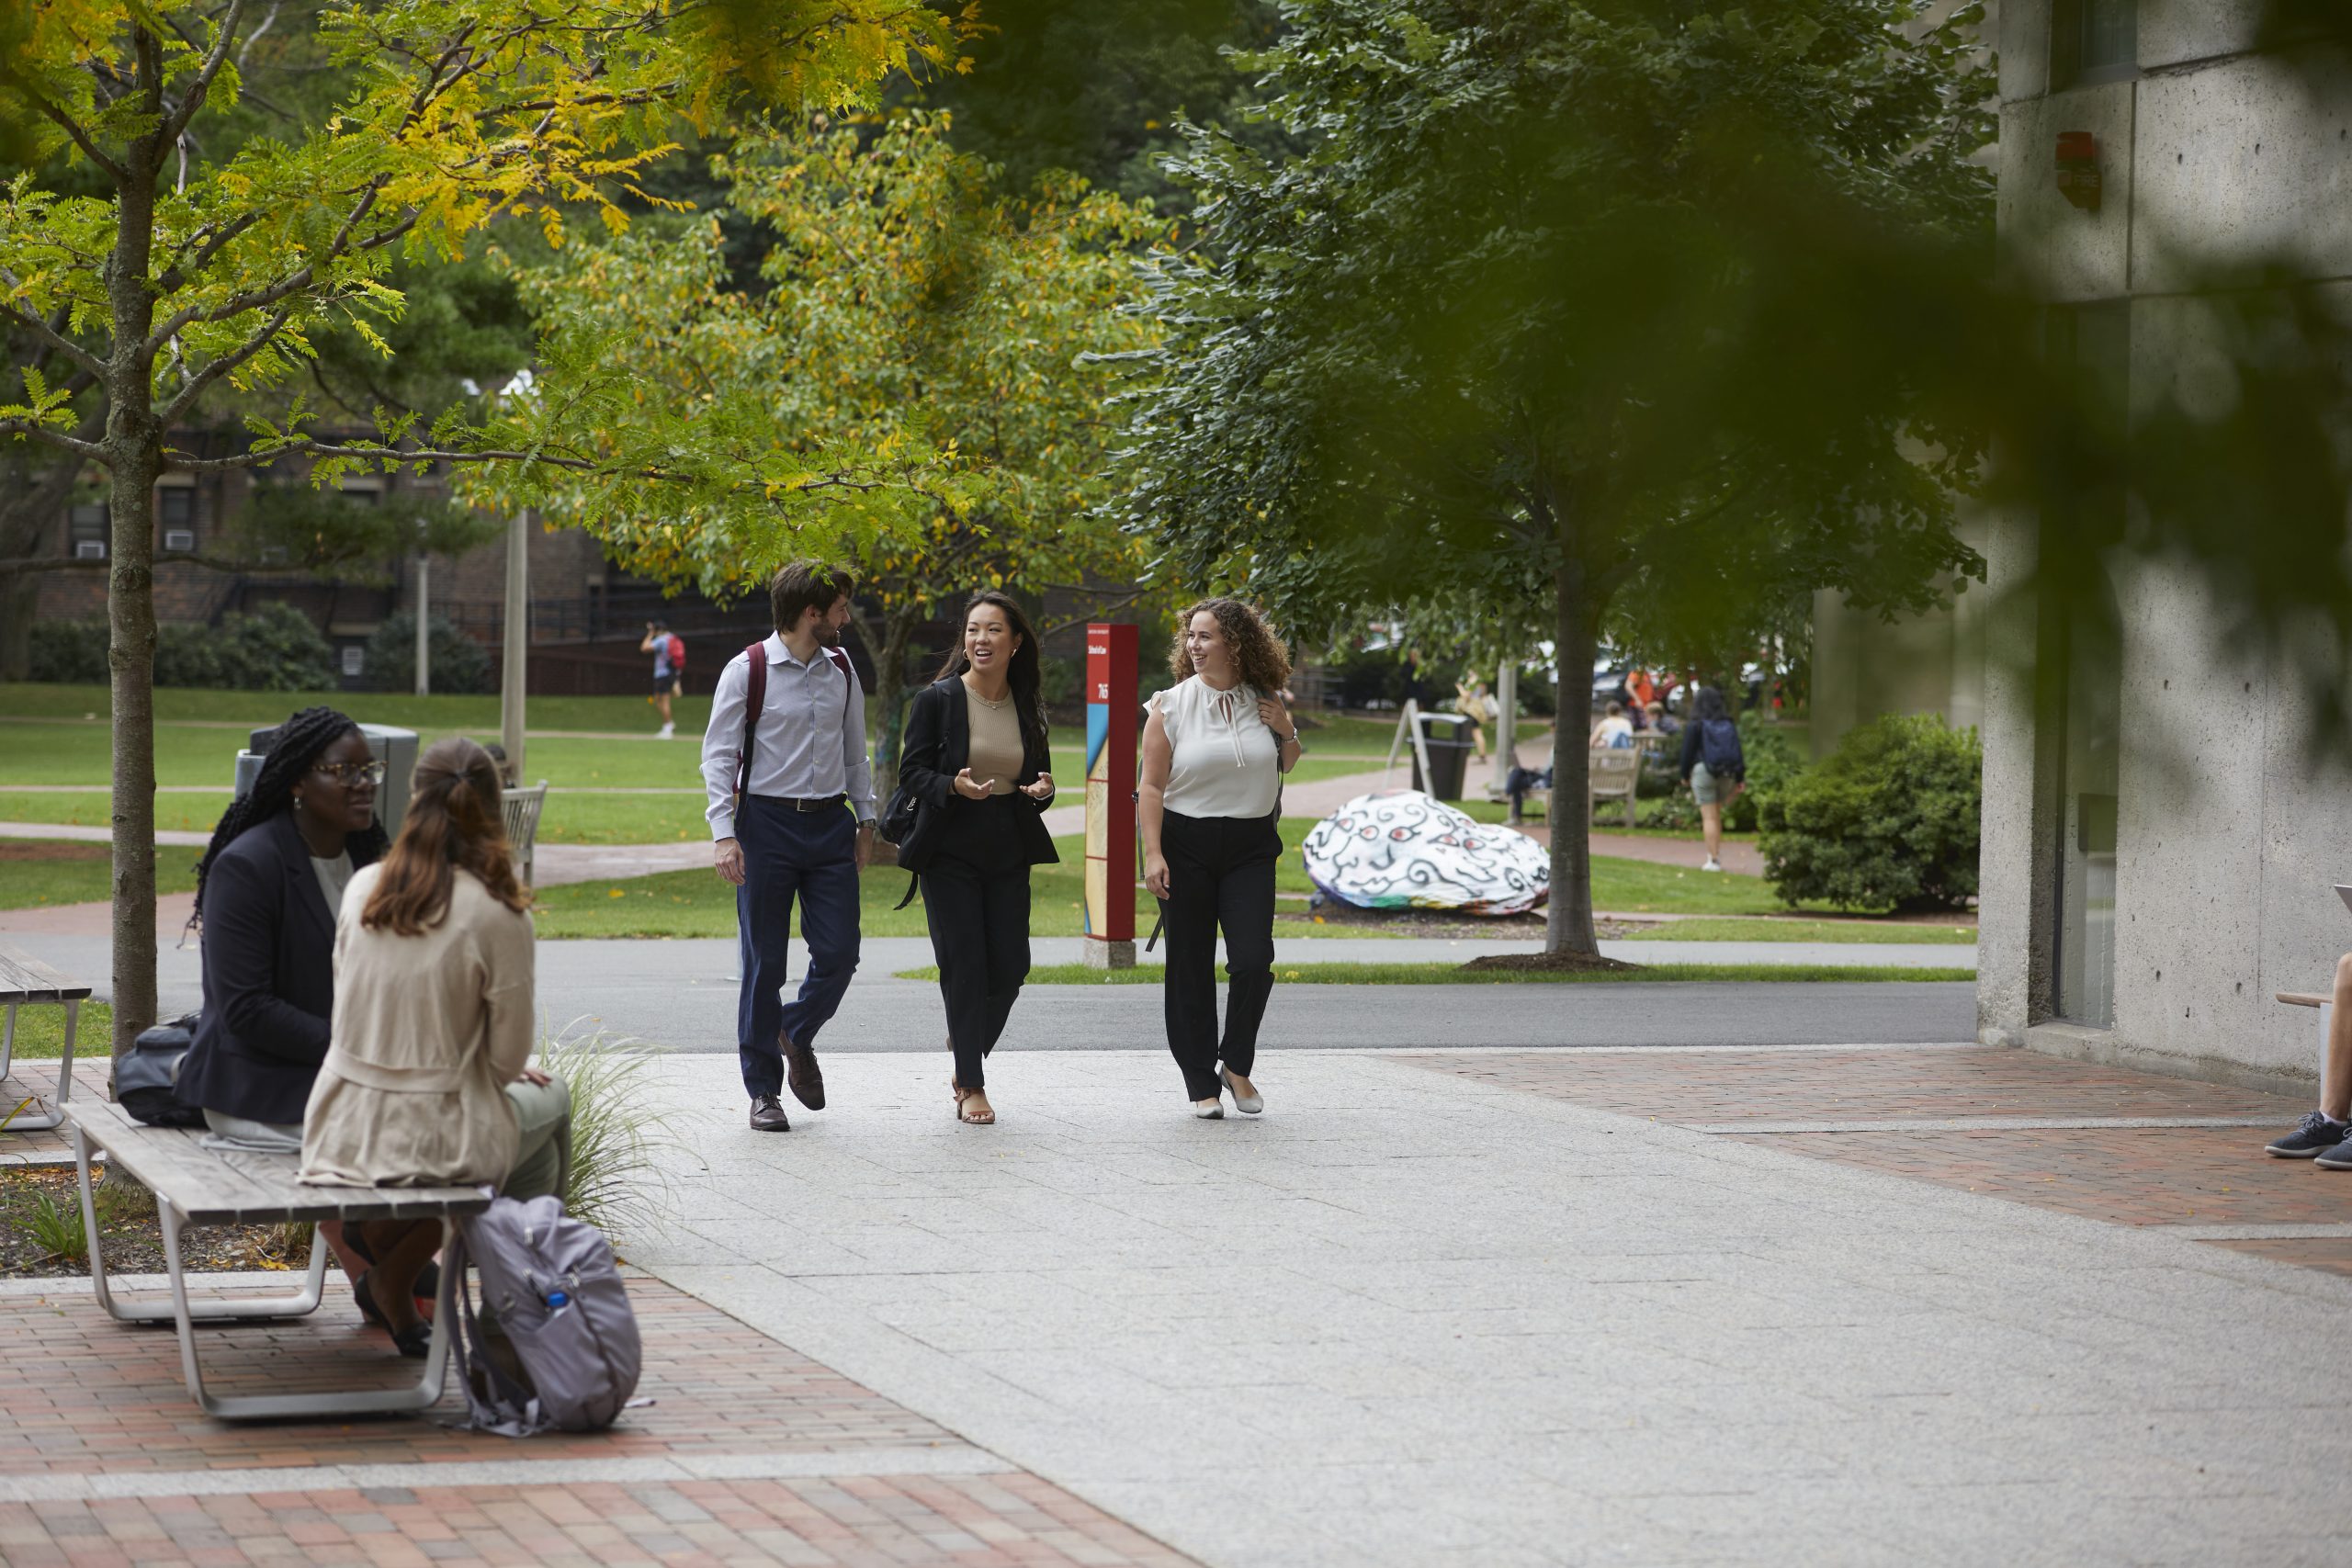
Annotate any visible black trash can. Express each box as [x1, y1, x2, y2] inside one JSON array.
[[1412, 715, 1475, 801]]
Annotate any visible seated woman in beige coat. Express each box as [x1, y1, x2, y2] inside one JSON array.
[[300, 737, 571, 1356]]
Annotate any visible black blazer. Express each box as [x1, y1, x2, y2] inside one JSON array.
[[178, 810, 380, 1126], [895, 676, 1059, 874]]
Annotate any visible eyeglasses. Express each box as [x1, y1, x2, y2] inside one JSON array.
[[311, 759, 387, 786]]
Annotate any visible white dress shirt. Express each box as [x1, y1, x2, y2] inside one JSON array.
[[700, 633, 876, 838]]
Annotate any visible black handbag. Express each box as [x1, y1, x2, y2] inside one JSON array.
[[119, 1012, 206, 1127]]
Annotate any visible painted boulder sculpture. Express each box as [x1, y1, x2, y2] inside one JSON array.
[[1300, 790, 1549, 916]]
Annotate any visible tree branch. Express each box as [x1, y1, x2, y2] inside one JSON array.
[[159, 0, 250, 151], [150, 181, 388, 346], [0, 421, 107, 461], [0, 72, 128, 184], [159, 305, 293, 426], [0, 276, 105, 378]]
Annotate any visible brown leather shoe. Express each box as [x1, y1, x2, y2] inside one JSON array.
[[782, 1032, 825, 1111], [749, 1094, 792, 1132]]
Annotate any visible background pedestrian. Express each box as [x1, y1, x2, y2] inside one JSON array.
[[1679, 686, 1746, 872]]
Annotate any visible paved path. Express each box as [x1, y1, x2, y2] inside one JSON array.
[[616, 1045, 2351, 1567]]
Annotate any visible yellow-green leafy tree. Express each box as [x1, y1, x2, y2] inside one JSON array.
[[0, 0, 962, 1047], [508, 111, 1173, 787]]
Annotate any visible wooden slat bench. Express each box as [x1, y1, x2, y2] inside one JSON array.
[[0, 942, 89, 1134], [64, 1096, 490, 1420]]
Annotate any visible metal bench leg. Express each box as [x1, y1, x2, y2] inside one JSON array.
[[1, 1000, 13, 1080], [76, 1124, 328, 1324], [162, 1205, 458, 1421], [3, 998, 74, 1134]]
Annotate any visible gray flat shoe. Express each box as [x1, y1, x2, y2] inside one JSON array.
[[1220, 1067, 1262, 1115]]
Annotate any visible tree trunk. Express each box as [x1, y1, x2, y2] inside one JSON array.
[[0, 572, 34, 682], [106, 41, 165, 1053], [1544, 555, 1601, 957], [869, 607, 922, 806]]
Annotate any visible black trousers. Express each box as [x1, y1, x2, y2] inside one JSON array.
[[1158, 807, 1280, 1101], [921, 796, 1033, 1090]]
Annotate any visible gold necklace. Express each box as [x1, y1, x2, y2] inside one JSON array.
[[967, 680, 1011, 709]]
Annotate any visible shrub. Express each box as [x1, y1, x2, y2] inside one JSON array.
[[27, 604, 334, 689], [26, 620, 108, 683], [1725, 712, 1806, 832], [364, 611, 493, 694], [1758, 714, 1980, 913], [209, 601, 338, 691]]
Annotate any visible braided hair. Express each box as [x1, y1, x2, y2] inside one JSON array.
[[191, 705, 387, 926]]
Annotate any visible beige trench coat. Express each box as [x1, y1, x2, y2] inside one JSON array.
[[299, 863, 536, 1189]]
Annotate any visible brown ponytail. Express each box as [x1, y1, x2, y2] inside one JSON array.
[[361, 737, 531, 935]]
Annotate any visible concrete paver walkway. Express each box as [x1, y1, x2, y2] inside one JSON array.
[[616, 1043, 2351, 1567]]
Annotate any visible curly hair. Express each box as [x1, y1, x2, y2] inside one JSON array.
[[1168, 598, 1293, 694], [362, 737, 531, 935], [191, 705, 386, 927]]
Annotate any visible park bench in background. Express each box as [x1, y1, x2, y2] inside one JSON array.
[[65, 1095, 488, 1420], [503, 779, 549, 886], [1589, 747, 1639, 830], [1, 942, 86, 1134]]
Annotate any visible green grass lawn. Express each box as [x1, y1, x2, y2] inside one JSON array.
[[0, 840, 199, 910], [898, 961, 1976, 985], [1, 1000, 109, 1061], [1630, 917, 1975, 944]]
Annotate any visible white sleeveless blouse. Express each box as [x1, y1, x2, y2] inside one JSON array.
[[1150, 676, 1282, 818]]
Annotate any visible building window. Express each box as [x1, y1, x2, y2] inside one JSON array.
[[2051, 0, 2135, 90], [69, 502, 107, 561], [2046, 299, 2131, 1031], [157, 486, 197, 554]]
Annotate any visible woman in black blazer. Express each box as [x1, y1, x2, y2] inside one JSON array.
[[896, 592, 1057, 1124], [180, 706, 389, 1136]]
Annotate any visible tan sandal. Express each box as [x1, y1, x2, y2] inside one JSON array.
[[951, 1078, 995, 1125]]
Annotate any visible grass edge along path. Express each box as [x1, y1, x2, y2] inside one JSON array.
[[897, 962, 1979, 986]]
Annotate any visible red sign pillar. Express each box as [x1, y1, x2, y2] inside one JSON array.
[[1082, 623, 1139, 966]]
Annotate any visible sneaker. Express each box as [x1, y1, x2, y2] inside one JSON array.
[[657, 722, 674, 739], [1701, 857, 1723, 873], [2265, 1110, 2347, 1158], [2318, 1138, 2352, 1171]]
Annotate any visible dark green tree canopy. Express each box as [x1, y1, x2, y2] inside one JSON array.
[[1110, 0, 1997, 953]]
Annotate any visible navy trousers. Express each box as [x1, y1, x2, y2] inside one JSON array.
[[735, 797, 861, 1099]]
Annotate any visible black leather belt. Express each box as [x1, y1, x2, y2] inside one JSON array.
[[767, 793, 848, 813]]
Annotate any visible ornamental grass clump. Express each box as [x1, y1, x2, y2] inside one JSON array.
[[535, 1018, 680, 1241], [1759, 715, 1980, 913]]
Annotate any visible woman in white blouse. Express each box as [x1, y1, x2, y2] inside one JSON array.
[[1139, 599, 1303, 1117]]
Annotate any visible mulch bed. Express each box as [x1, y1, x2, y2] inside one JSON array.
[[0, 1165, 302, 1279], [1461, 950, 1643, 975], [1279, 904, 1651, 941]]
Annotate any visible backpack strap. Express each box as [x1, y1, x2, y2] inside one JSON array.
[[823, 645, 854, 717], [734, 640, 768, 799]]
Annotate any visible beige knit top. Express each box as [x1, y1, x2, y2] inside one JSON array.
[[964, 682, 1023, 795], [298, 864, 536, 1189]]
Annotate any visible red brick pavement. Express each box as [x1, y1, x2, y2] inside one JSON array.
[[0, 1276, 1198, 1565], [1399, 1046, 2352, 1268]]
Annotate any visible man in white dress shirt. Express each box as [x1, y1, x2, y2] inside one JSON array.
[[701, 562, 876, 1131]]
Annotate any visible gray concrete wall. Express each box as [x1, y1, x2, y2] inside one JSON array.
[[1983, 1, 2352, 1091]]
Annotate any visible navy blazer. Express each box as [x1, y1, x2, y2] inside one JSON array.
[[177, 810, 379, 1127], [894, 677, 1058, 874]]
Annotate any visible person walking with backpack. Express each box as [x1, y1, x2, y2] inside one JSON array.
[[640, 620, 685, 739], [1679, 685, 1746, 873], [701, 562, 875, 1132], [893, 592, 1057, 1126]]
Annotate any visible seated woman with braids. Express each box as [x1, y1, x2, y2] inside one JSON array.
[[300, 738, 571, 1357], [177, 706, 415, 1324]]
